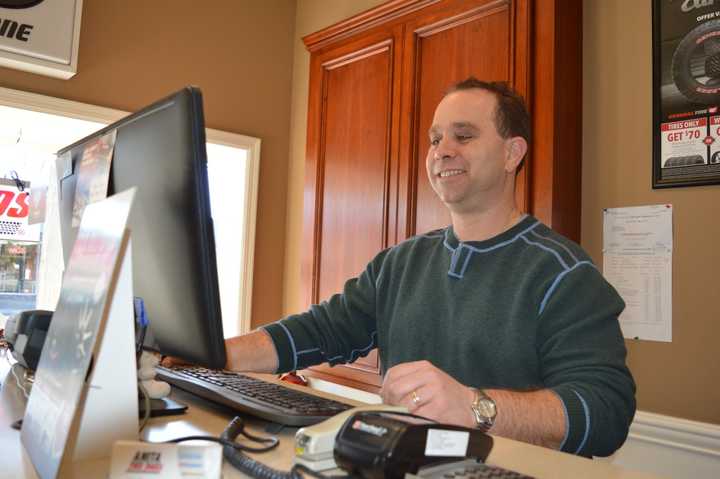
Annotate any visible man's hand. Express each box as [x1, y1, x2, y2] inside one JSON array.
[[159, 355, 189, 368], [380, 360, 475, 427], [382, 360, 566, 449]]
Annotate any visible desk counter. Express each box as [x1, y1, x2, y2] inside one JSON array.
[[0, 361, 660, 479]]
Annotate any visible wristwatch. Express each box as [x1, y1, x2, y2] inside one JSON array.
[[470, 388, 497, 431]]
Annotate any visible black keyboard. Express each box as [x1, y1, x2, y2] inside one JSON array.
[[155, 366, 352, 426]]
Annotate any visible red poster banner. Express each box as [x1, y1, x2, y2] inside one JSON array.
[[0, 178, 39, 241]]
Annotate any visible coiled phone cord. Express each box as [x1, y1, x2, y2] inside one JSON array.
[[220, 416, 347, 479]]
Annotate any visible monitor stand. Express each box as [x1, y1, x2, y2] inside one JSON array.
[[139, 396, 188, 418]]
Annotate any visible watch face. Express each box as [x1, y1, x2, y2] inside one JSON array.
[[478, 398, 496, 418]]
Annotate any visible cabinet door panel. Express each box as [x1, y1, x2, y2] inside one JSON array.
[[407, 3, 514, 235], [318, 49, 389, 376], [318, 48, 392, 302], [303, 35, 401, 387]]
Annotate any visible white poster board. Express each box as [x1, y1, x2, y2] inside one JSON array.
[[21, 188, 138, 478]]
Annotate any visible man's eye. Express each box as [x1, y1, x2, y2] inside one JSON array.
[[456, 134, 472, 142], [430, 137, 440, 146]]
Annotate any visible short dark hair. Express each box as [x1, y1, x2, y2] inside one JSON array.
[[445, 77, 531, 172]]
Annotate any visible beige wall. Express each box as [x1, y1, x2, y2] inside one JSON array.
[[0, 0, 297, 328], [583, 0, 719, 424], [283, 0, 386, 315]]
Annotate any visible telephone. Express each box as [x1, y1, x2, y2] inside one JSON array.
[[333, 410, 494, 479], [3, 309, 53, 370], [294, 404, 407, 471], [294, 407, 495, 478]]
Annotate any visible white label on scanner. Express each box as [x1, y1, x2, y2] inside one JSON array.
[[424, 429, 470, 457]]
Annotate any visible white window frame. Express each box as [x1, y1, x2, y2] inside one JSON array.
[[0, 86, 260, 335]]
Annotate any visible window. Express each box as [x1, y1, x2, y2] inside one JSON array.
[[0, 105, 102, 321], [0, 87, 259, 337]]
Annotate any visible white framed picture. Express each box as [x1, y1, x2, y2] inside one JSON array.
[[0, 0, 83, 79]]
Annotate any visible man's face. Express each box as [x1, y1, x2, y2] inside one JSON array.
[[425, 89, 516, 214]]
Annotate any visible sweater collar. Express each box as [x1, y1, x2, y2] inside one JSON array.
[[444, 214, 538, 251]]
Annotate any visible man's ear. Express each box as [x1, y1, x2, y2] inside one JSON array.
[[504, 137, 528, 173]]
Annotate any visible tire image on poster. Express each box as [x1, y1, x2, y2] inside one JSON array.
[[0, 0, 45, 8], [653, 0, 720, 188]]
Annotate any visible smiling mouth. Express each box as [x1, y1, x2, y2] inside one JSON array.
[[438, 169, 465, 178]]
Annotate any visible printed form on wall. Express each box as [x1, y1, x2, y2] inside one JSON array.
[[603, 205, 673, 342]]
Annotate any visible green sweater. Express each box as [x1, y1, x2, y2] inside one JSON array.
[[264, 216, 636, 457]]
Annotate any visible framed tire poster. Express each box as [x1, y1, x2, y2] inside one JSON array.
[[653, 0, 720, 188]]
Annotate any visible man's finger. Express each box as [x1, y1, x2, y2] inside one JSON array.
[[381, 364, 436, 404], [385, 360, 430, 379]]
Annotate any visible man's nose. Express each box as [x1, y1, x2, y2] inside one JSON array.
[[434, 137, 456, 160]]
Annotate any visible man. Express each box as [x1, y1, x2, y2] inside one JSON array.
[[192, 79, 635, 457]]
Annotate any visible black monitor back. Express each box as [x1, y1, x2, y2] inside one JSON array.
[[56, 87, 226, 369]]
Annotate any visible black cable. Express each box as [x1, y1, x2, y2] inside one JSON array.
[[219, 416, 352, 479], [221, 444, 298, 479], [163, 416, 278, 453], [165, 433, 278, 453], [219, 417, 296, 479], [10, 170, 26, 192], [291, 463, 348, 479], [156, 416, 351, 478]]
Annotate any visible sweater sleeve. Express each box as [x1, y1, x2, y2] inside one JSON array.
[[261, 250, 387, 374], [536, 262, 636, 457]]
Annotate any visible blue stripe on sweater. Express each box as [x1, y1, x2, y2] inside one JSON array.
[[326, 331, 378, 363], [278, 322, 298, 371], [443, 221, 541, 254], [530, 229, 580, 264], [443, 221, 541, 278], [572, 390, 591, 455], [520, 235, 569, 269], [538, 261, 595, 315], [553, 389, 571, 450]]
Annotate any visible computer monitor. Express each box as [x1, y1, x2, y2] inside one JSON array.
[[55, 87, 226, 369]]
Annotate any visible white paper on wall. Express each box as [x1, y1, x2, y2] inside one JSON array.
[[603, 204, 673, 342]]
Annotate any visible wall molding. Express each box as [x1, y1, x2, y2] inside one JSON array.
[[207, 130, 261, 335], [0, 86, 127, 124], [628, 410, 720, 458], [608, 410, 720, 477]]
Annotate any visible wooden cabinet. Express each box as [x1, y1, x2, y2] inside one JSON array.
[[301, 0, 582, 392]]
